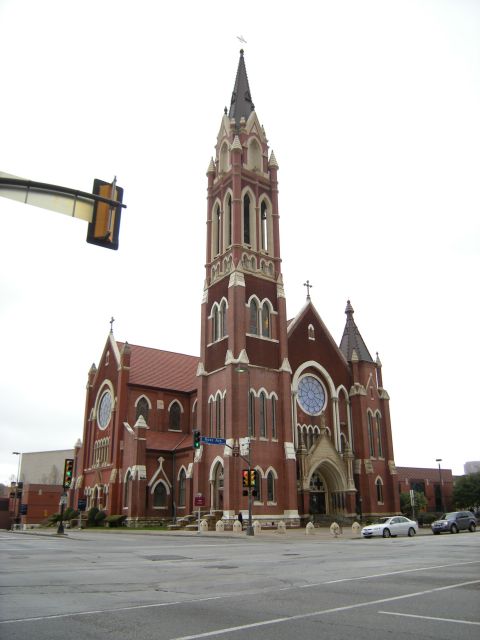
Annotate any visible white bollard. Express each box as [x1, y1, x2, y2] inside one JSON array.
[[215, 520, 224, 532], [351, 521, 361, 536], [305, 522, 315, 535], [277, 520, 286, 534], [200, 519, 209, 533], [253, 520, 261, 534], [232, 520, 242, 534], [330, 522, 341, 537]]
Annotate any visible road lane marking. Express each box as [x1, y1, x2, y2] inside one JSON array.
[[324, 560, 480, 583], [169, 579, 480, 640], [379, 611, 480, 626], [1, 561, 478, 627]]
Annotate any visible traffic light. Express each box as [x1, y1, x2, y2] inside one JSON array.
[[250, 469, 256, 488], [63, 458, 74, 489], [242, 469, 249, 488], [86, 178, 123, 250], [193, 430, 201, 449]]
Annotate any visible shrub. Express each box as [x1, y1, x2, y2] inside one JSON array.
[[63, 507, 79, 522], [86, 506, 100, 527], [95, 510, 107, 526], [417, 512, 438, 527], [105, 514, 127, 527]]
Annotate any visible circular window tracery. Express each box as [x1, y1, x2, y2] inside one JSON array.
[[297, 375, 326, 416]]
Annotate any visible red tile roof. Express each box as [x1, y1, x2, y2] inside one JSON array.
[[117, 342, 199, 392], [147, 431, 191, 451]]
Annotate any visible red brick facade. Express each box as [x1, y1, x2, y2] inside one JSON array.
[[72, 51, 401, 526]]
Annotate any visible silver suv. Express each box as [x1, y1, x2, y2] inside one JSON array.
[[431, 511, 476, 535]]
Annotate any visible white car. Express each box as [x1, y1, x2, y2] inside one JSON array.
[[361, 516, 418, 538]]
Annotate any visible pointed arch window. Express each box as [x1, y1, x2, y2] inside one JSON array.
[[124, 471, 132, 508], [376, 413, 383, 458], [215, 204, 221, 256], [169, 402, 181, 430], [261, 304, 270, 337], [178, 469, 186, 507], [153, 482, 167, 508], [249, 299, 259, 334], [261, 201, 268, 251], [253, 469, 261, 501], [220, 300, 227, 338], [215, 393, 222, 438], [271, 396, 277, 439], [376, 477, 384, 503], [248, 390, 255, 437], [367, 413, 375, 457], [243, 194, 251, 245], [267, 471, 275, 502], [136, 397, 149, 423], [259, 391, 267, 438], [226, 194, 232, 246], [208, 398, 214, 438]]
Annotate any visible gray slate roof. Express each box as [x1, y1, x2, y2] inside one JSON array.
[[339, 300, 374, 363], [228, 49, 255, 123]]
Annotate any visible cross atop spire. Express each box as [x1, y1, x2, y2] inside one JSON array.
[[304, 280, 313, 300], [109, 316, 115, 333], [228, 49, 255, 124]]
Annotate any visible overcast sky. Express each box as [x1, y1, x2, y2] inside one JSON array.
[[1, 0, 479, 485]]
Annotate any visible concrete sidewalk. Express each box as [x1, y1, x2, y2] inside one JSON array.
[[7, 524, 433, 541]]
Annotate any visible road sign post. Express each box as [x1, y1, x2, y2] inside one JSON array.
[[194, 494, 205, 534]]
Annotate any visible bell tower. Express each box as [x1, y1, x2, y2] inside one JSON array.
[[194, 51, 299, 524]]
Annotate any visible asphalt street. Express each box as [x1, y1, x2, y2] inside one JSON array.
[[0, 528, 479, 639]]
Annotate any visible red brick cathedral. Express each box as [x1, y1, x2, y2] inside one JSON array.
[[73, 51, 400, 527]]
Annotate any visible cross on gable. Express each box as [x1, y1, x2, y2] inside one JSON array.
[[303, 280, 313, 300]]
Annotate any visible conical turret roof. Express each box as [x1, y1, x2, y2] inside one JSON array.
[[339, 300, 374, 363], [228, 49, 254, 124]]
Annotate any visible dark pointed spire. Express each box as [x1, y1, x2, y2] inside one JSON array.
[[339, 300, 374, 363], [228, 50, 254, 124]]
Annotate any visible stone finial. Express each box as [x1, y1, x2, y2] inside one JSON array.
[[231, 135, 242, 152], [207, 157, 216, 174], [268, 151, 279, 169]]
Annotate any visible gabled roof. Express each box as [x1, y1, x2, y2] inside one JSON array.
[[287, 299, 349, 366], [228, 49, 255, 124], [339, 300, 374, 363], [117, 342, 199, 392]]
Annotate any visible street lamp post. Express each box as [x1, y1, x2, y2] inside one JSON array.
[[235, 364, 254, 536], [12, 452, 21, 529], [435, 458, 445, 513]]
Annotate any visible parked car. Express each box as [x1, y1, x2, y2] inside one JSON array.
[[361, 516, 418, 538], [431, 511, 477, 535]]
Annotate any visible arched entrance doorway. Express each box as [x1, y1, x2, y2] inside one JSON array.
[[307, 461, 347, 521]]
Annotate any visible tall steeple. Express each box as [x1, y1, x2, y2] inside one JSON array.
[[339, 300, 374, 363], [228, 49, 254, 124]]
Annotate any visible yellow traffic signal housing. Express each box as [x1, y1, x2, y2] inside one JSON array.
[[86, 178, 123, 250], [242, 469, 249, 488]]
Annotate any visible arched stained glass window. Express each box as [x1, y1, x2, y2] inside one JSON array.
[[169, 402, 181, 430], [249, 300, 259, 334], [261, 304, 270, 337], [154, 482, 167, 508], [261, 201, 268, 251], [136, 397, 149, 423], [267, 471, 275, 502], [178, 469, 186, 507], [243, 194, 251, 245], [248, 391, 255, 437], [259, 392, 267, 438], [271, 396, 277, 439]]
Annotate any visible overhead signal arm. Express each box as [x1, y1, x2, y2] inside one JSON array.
[[0, 172, 126, 250]]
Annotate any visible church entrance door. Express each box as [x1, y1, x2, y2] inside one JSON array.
[[309, 470, 327, 517]]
